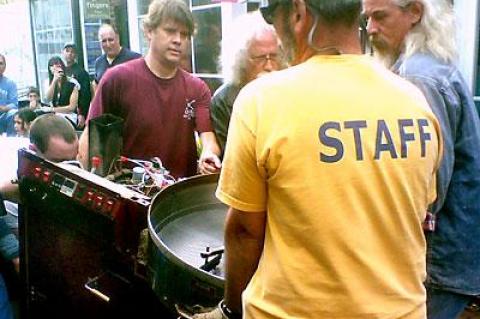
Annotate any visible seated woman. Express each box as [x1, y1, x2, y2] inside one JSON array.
[[45, 56, 80, 127], [13, 109, 37, 138]]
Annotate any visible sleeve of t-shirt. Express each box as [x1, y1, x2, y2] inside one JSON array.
[[7, 81, 18, 109], [215, 88, 267, 212], [193, 77, 213, 133], [86, 70, 118, 123]]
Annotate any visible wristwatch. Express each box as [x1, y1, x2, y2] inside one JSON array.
[[219, 300, 242, 319]]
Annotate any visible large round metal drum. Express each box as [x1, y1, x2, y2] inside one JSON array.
[[147, 173, 226, 312]]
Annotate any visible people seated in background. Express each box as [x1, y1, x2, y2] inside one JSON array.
[[26, 86, 48, 110], [0, 54, 18, 136], [211, 12, 285, 156], [94, 23, 141, 86], [13, 109, 37, 138], [79, 0, 221, 178], [45, 56, 80, 128], [63, 43, 92, 129]]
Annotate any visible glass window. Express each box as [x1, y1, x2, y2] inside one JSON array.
[[192, 7, 221, 74], [31, 0, 74, 97]]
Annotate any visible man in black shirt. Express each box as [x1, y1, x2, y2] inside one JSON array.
[[62, 43, 92, 128], [94, 24, 141, 85]]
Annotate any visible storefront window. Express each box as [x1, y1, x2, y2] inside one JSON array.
[[192, 7, 221, 74], [31, 0, 74, 96]]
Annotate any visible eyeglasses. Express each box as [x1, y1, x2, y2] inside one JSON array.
[[249, 53, 279, 65], [260, 1, 283, 25]]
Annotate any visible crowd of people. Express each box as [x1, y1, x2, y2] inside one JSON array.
[[0, 0, 479, 318]]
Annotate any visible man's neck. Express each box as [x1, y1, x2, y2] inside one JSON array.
[[145, 53, 178, 79]]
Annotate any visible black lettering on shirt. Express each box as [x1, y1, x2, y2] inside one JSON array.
[[374, 120, 398, 160], [417, 119, 431, 157], [319, 122, 343, 163], [345, 120, 367, 160], [398, 119, 415, 158], [319, 118, 433, 163]]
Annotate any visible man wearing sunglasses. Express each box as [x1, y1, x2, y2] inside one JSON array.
[[195, 1, 443, 319]]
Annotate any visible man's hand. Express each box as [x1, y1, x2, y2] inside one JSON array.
[[198, 148, 221, 174], [12, 257, 19, 274], [77, 114, 85, 129]]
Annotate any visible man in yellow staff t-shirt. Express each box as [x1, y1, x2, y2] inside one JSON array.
[[196, 1, 443, 319]]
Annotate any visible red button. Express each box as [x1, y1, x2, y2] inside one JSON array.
[[42, 171, 51, 182], [104, 200, 115, 212], [34, 167, 42, 178]]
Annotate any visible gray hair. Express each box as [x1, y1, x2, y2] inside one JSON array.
[[220, 11, 277, 86], [394, 0, 456, 63]]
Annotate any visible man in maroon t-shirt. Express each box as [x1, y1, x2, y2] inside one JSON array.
[[79, 0, 221, 179]]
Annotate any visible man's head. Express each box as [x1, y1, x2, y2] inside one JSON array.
[[62, 43, 77, 67], [0, 54, 6, 77], [29, 114, 79, 162], [260, 0, 362, 65], [363, 0, 456, 67], [28, 87, 40, 103], [98, 24, 122, 59], [221, 12, 285, 86], [143, 0, 194, 69]]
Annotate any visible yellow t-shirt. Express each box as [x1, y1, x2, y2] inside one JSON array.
[[216, 55, 442, 319]]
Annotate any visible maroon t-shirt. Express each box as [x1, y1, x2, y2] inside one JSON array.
[[87, 58, 213, 178]]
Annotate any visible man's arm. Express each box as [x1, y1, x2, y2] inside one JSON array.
[[224, 208, 266, 314], [0, 180, 20, 203], [0, 81, 18, 112]]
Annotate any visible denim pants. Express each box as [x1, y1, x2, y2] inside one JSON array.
[[0, 110, 17, 136], [427, 286, 472, 319], [0, 275, 12, 319]]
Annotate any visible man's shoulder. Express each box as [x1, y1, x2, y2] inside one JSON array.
[[101, 58, 145, 82], [400, 53, 456, 81], [179, 69, 209, 91], [117, 48, 142, 63]]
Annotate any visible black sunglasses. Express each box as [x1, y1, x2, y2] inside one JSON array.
[[260, 1, 283, 25]]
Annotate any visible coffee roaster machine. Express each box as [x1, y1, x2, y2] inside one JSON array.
[[17, 149, 175, 318], [17, 147, 228, 318]]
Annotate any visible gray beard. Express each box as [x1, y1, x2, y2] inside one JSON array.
[[373, 50, 398, 69]]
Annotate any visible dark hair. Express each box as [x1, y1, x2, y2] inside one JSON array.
[[306, 0, 361, 27], [143, 0, 194, 37], [28, 86, 40, 96], [47, 56, 66, 83], [29, 114, 77, 153], [16, 108, 37, 125]]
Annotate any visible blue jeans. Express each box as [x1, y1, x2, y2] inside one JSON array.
[[0, 275, 12, 319], [427, 286, 472, 319], [0, 110, 17, 136]]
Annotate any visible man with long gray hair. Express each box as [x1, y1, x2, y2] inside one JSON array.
[[211, 11, 284, 155], [195, 0, 442, 318], [363, 0, 480, 318]]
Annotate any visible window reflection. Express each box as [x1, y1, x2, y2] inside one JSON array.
[[192, 7, 221, 74]]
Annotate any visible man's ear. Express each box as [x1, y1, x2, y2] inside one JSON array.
[[291, 0, 309, 35], [407, 1, 423, 26], [29, 143, 38, 152]]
